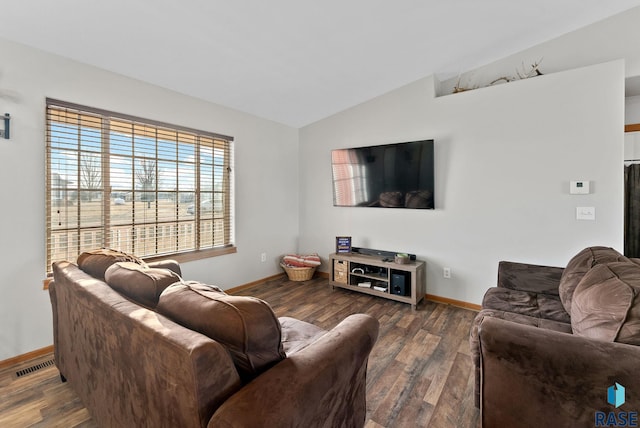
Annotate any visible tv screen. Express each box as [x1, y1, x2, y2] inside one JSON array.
[[331, 139, 435, 209]]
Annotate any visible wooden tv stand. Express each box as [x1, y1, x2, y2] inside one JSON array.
[[329, 252, 426, 309]]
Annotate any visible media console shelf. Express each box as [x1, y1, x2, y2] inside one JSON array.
[[329, 252, 426, 309]]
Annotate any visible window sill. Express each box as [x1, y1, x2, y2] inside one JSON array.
[[144, 246, 237, 264]]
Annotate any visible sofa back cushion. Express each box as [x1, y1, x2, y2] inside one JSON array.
[[558, 246, 629, 313], [157, 282, 286, 382], [77, 248, 146, 280], [104, 262, 181, 309], [571, 262, 640, 345]]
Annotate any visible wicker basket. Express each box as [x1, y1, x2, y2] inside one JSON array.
[[280, 263, 316, 281]]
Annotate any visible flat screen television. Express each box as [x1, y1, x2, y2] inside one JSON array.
[[331, 139, 435, 209]]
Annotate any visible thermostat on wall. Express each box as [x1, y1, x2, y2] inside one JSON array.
[[570, 180, 590, 194]]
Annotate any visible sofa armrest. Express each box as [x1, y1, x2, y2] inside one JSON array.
[[208, 314, 379, 428], [147, 259, 182, 277], [478, 317, 640, 428], [497, 261, 563, 295]]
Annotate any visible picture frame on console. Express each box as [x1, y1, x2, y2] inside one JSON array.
[[336, 236, 352, 253]]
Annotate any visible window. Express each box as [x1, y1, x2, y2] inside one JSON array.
[[45, 99, 235, 274]]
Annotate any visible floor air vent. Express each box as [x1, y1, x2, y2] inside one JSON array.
[[16, 359, 55, 378]]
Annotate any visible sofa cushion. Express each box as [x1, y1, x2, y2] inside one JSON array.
[[104, 262, 181, 309], [379, 191, 403, 207], [77, 248, 146, 280], [279, 316, 327, 355], [405, 190, 433, 209], [571, 262, 640, 345], [470, 309, 572, 360], [157, 282, 286, 382], [146, 259, 182, 277], [558, 246, 629, 314], [482, 287, 570, 324]]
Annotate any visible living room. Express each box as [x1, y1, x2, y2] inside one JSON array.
[[2, 2, 640, 426]]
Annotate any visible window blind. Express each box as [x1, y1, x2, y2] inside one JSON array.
[[45, 99, 234, 273]]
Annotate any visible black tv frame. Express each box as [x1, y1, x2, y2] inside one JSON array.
[[331, 139, 435, 209]]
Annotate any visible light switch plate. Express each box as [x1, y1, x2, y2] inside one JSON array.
[[576, 206, 595, 221]]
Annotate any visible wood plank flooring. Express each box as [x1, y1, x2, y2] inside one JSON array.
[[0, 276, 480, 427]]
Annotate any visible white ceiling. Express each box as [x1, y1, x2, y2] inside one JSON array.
[[1, 1, 639, 128]]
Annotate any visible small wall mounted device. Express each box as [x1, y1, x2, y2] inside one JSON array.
[[570, 180, 590, 194]]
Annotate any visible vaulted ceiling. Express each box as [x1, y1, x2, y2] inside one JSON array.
[[1, 1, 639, 127]]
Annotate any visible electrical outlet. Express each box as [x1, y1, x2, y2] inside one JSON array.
[[443, 267, 451, 279], [260, 252, 267, 263]]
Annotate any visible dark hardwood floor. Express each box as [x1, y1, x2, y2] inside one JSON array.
[[0, 276, 480, 427]]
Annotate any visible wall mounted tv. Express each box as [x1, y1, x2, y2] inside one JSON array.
[[331, 139, 435, 209]]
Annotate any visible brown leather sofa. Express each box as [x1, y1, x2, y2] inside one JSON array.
[[470, 246, 640, 427], [49, 249, 379, 427]]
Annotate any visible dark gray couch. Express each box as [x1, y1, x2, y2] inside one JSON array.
[[470, 246, 640, 427], [50, 249, 379, 427]]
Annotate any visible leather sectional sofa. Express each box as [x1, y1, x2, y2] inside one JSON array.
[[49, 249, 379, 427], [470, 246, 640, 427]]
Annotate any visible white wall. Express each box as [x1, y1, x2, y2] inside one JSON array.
[[627, 96, 640, 124], [299, 60, 625, 305], [0, 38, 299, 361]]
